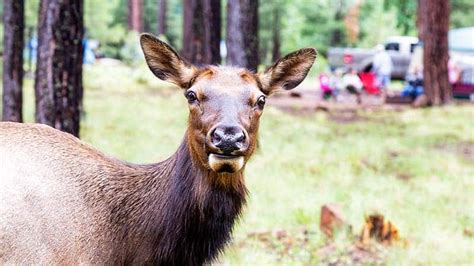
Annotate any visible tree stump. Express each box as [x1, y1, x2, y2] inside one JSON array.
[[320, 203, 346, 237]]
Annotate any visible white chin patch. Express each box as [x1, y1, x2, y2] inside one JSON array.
[[208, 154, 244, 173]]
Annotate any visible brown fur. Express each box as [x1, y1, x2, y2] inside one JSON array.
[[0, 33, 316, 264]]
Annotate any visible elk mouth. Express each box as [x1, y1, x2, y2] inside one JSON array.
[[208, 153, 244, 173]]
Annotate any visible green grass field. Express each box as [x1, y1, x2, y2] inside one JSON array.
[[2, 63, 473, 265]]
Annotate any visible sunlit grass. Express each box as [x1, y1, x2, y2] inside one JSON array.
[[230, 104, 474, 265], [1, 63, 473, 264]]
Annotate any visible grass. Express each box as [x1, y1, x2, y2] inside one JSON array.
[[1, 63, 473, 265]]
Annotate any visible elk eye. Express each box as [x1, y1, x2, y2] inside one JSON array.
[[256, 96, 266, 109], [185, 91, 198, 103]]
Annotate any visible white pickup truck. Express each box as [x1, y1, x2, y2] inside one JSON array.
[[328, 36, 419, 79]]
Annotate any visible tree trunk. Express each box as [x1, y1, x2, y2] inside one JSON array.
[[128, 0, 143, 32], [203, 0, 221, 64], [35, 0, 84, 137], [226, 0, 259, 71], [2, 0, 24, 122], [182, 0, 221, 65], [271, 6, 281, 62], [418, 0, 451, 105], [330, 0, 345, 47], [344, 2, 360, 45], [157, 0, 167, 35], [416, 0, 425, 41]]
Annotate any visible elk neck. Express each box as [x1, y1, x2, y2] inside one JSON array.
[[106, 132, 248, 264]]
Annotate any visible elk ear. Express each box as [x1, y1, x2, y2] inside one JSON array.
[[140, 33, 196, 88], [258, 48, 317, 95]]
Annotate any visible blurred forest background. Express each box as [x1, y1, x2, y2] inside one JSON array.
[[2, 0, 473, 133], [0, 0, 473, 264], [0, 0, 473, 64]]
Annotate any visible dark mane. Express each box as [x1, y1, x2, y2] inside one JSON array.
[[104, 136, 247, 265]]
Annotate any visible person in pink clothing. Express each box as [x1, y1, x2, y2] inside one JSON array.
[[319, 73, 333, 100], [448, 57, 461, 85]]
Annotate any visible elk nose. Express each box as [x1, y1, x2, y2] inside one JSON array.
[[211, 125, 247, 154]]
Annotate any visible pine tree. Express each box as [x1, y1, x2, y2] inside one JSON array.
[[226, 0, 259, 71], [418, 0, 451, 105], [35, 0, 84, 137], [2, 0, 24, 122], [182, 0, 221, 65]]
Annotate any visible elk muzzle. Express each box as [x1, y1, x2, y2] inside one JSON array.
[[207, 125, 249, 173]]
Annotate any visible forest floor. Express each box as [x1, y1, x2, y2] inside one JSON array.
[[268, 88, 402, 117], [1, 62, 473, 265]]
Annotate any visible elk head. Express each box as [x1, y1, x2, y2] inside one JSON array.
[[140, 34, 316, 174]]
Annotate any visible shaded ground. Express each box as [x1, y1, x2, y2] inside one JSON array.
[[268, 86, 392, 115], [268, 85, 472, 119], [268, 87, 410, 128]]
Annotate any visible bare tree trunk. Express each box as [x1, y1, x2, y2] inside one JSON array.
[[157, 0, 167, 35], [330, 0, 345, 47], [183, 0, 204, 63], [226, 0, 259, 71], [344, 2, 360, 45], [35, 0, 84, 137], [2, 0, 24, 122], [416, 0, 425, 42], [182, 0, 221, 65], [128, 0, 143, 32], [203, 0, 221, 64], [418, 0, 451, 105], [271, 6, 281, 62]]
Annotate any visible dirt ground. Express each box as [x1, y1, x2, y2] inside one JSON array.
[[268, 84, 473, 118], [267, 85, 406, 117]]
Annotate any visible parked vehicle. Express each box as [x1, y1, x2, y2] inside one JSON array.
[[453, 63, 474, 100], [328, 36, 419, 79], [449, 27, 474, 100]]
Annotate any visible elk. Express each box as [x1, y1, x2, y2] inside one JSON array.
[[0, 33, 316, 265]]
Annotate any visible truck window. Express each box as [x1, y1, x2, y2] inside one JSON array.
[[385, 42, 399, 51], [410, 43, 418, 53]]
